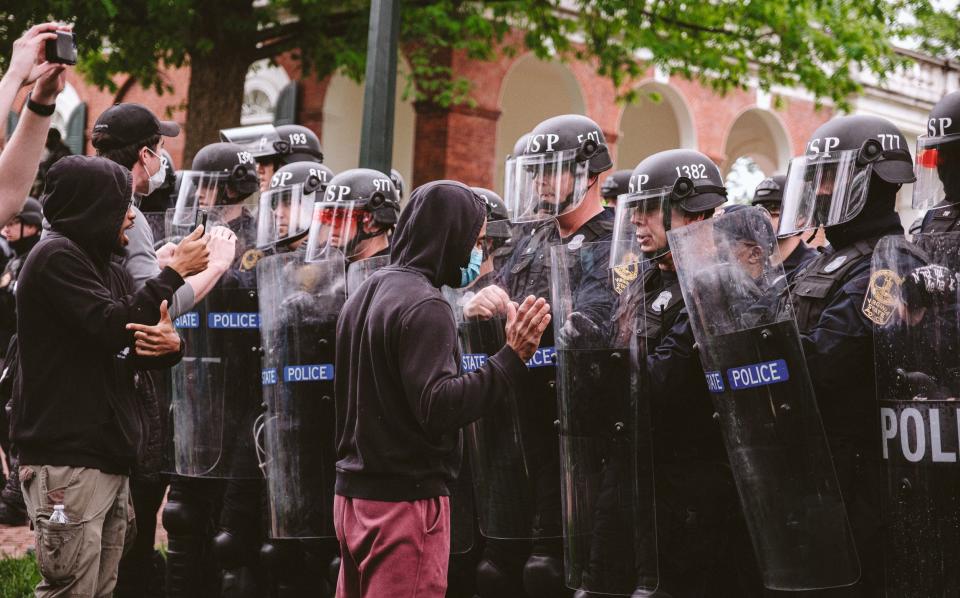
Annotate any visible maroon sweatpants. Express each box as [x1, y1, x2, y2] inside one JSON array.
[[334, 494, 450, 598]]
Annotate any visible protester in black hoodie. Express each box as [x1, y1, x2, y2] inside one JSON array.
[[13, 155, 190, 598], [334, 180, 552, 598]]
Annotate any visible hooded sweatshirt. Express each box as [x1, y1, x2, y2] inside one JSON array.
[[13, 156, 184, 474], [335, 180, 528, 501]]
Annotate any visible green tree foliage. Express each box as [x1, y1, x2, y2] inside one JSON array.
[[0, 0, 936, 160]]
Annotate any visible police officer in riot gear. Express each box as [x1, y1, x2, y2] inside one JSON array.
[[778, 114, 916, 593], [600, 169, 632, 208], [163, 141, 263, 598], [464, 114, 614, 597], [256, 168, 397, 597], [609, 149, 762, 597], [915, 91, 960, 232], [750, 174, 816, 276], [305, 168, 399, 263], [257, 161, 334, 255], [221, 124, 323, 192]]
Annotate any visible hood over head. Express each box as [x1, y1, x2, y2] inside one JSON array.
[[41, 155, 133, 260], [390, 180, 486, 288]]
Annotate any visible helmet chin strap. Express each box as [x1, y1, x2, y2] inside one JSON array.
[[537, 176, 599, 216], [343, 213, 385, 258]]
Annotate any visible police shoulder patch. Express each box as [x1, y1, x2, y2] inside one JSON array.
[[823, 255, 848, 273], [862, 268, 902, 326], [240, 248, 264, 271], [651, 290, 672, 314]]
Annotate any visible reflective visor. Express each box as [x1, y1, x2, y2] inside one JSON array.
[[256, 184, 316, 249], [609, 189, 672, 269], [304, 202, 368, 261], [504, 149, 589, 222], [912, 134, 960, 210], [220, 125, 282, 159], [778, 149, 871, 236]]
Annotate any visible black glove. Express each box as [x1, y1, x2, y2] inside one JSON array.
[[901, 264, 959, 308]]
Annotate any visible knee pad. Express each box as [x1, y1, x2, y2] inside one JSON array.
[[162, 498, 206, 535], [213, 530, 245, 569], [523, 552, 571, 598]]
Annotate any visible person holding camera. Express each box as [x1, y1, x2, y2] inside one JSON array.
[[0, 23, 71, 224]]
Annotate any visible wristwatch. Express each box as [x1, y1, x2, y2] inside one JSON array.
[[26, 93, 55, 117]]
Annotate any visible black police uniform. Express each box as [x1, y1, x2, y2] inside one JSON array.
[[477, 209, 614, 597]]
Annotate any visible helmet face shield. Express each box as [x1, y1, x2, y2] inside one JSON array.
[[304, 201, 370, 262], [913, 134, 960, 210], [220, 125, 282, 159], [256, 184, 316, 249], [504, 149, 590, 222], [609, 190, 671, 268], [171, 171, 238, 227], [778, 149, 871, 236]]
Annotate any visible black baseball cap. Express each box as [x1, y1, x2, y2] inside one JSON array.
[[92, 103, 180, 149]]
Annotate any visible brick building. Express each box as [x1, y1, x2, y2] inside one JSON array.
[[9, 43, 960, 224]]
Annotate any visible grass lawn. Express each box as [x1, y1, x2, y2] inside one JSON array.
[[0, 553, 40, 597]]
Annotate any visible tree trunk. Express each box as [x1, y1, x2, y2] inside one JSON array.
[[182, 50, 252, 167]]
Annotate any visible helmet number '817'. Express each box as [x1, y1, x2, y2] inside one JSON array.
[[675, 164, 708, 179], [289, 133, 308, 145]]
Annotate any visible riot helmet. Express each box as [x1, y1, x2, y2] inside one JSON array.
[[505, 114, 613, 222], [257, 161, 333, 250], [172, 142, 259, 226], [219, 124, 283, 160], [601, 169, 633, 203], [304, 168, 398, 261], [779, 115, 914, 236], [390, 169, 406, 203], [610, 149, 726, 267], [913, 91, 960, 210], [274, 125, 324, 165], [471, 187, 510, 259], [751, 174, 787, 208]]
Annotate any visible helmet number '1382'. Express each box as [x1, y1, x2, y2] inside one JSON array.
[[289, 133, 308, 145], [675, 164, 708, 179]]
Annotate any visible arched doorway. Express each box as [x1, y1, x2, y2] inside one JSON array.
[[494, 54, 586, 194], [722, 108, 791, 202], [617, 82, 696, 170]]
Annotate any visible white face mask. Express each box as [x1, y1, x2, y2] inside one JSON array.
[[143, 148, 167, 194]]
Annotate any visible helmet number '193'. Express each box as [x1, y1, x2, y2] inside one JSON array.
[[289, 133, 308, 145]]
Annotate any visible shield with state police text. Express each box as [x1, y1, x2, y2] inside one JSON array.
[[445, 219, 562, 541], [668, 207, 860, 591], [167, 205, 263, 478], [871, 232, 960, 598], [257, 250, 347, 538], [550, 238, 659, 595]]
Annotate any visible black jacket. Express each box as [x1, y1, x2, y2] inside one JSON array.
[[334, 180, 528, 501], [13, 156, 184, 475]]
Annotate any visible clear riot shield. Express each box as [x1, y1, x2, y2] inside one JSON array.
[[168, 205, 263, 478], [668, 207, 860, 591], [550, 239, 658, 595], [346, 254, 390, 295], [870, 233, 960, 597], [139, 210, 171, 250], [258, 251, 346, 538], [445, 219, 561, 541]]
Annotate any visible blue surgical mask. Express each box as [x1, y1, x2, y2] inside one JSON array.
[[458, 246, 483, 288]]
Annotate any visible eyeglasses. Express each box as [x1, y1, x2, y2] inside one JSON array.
[[316, 208, 364, 226]]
